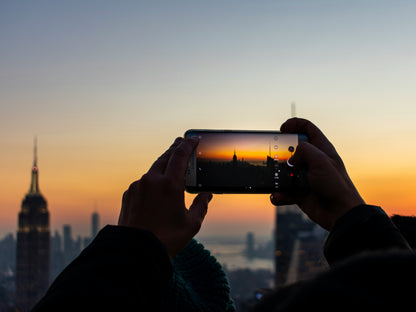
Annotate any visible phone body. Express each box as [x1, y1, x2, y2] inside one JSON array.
[[185, 130, 308, 194]]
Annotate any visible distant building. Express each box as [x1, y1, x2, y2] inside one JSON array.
[[245, 232, 255, 259], [16, 139, 50, 311], [63, 225, 72, 255], [91, 212, 99, 238], [232, 148, 238, 164], [274, 205, 311, 286], [51, 230, 65, 281], [274, 205, 327, 287], [63, 225, 74, 265]]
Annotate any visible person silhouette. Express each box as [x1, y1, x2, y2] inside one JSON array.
[[33, 118, 416, 312]]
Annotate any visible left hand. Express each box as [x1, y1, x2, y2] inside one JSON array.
[[118, 137, 213, 258]]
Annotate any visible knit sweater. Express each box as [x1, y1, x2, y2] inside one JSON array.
[[163, 239, 235, 311], [33, 227, 235, 312]]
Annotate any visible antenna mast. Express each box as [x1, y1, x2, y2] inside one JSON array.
[[291, 102, 296, 118], [33, 136, 38, 167]]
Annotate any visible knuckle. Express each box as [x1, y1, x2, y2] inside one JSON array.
[[122, 190, 129, 202], [127, 174, 155, 193], [128, 179, 141, 192], [174, 142, 193, 159], [138, 173, 160, 191], [139, 173, 153, 184]]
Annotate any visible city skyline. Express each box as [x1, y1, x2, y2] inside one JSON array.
[[196, 132, 298, 164], [1, 1, 416, 238]]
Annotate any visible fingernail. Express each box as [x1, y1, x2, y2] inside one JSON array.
[[187, 136, 199, 145], [202, 192, 213, 202], [174, 137, 183, 144]]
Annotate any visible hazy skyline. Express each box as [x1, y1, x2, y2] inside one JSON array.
[[1, 1, 416, 237]]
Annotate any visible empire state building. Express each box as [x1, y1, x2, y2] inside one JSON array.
[[16, 139, 50, 311]]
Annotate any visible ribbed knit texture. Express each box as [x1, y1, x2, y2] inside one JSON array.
[[162, 239, 236, 312]]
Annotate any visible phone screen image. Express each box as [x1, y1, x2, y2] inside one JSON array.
[[185, 130, 307, 193]]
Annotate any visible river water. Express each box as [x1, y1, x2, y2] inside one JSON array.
[[196, 237, 274, 271]]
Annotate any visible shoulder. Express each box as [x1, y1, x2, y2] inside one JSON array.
[[254, 250, 416, 311], [324, 205, 410, 265]]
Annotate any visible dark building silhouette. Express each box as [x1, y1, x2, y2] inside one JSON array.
[[62, 225, 72, 258], [16, 139, 50, 311], [51, 230, 65, 281], [91, 212, 99, 238], [274, 205, 327, 287], [274, 205, 311, 286], [62, 224, 83, 266], [245, 232, 255, 259]]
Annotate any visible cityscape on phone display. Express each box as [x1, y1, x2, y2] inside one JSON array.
[[195, 133, 300, 191]]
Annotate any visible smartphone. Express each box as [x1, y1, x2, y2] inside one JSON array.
[[185, 130, 308, 194]]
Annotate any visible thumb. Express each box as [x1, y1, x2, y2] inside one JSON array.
[[188, 192, 213, 232], [290, 141, 328, 170]]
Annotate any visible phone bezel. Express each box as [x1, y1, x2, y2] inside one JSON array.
[[184, 129, 308, 194]]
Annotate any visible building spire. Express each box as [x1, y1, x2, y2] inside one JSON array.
[[29, 137, 40, 194], [232, 148, 237, 163], [34, 136, 38, 167]]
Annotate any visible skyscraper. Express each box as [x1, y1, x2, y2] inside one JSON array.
[[16, 139, 50, 311], [91, 211, 99, 238], [62, 224, 73, 265], [245, 232, 255, 259], [274, 205, 305, 286], [274, 206, 326, 286]]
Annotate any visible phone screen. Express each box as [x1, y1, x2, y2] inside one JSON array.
[[185, 130, 308, 193]]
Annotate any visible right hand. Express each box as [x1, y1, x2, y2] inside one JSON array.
[[271, 118, 365, 230]]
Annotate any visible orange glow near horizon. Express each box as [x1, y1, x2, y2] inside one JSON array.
[[196, 132, 298, 163], [355, 172, 416, 217], [1, 136, 416, 238]]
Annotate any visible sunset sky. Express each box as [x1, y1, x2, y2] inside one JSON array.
[[1, 1, 416, 238], [195, 132, 297, 163]]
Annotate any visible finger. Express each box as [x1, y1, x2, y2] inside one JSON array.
[[280, 118, 340, 161], [164, 136, 199, 181], [148, 137, 184, 175], [289, 141, 329, 170], [188, 192, 212, 231], [121, 189, 129, 208], [270, 192, 296, 206]]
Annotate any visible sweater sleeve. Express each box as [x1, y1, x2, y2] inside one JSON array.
[[33, 225, 173, 311], [323, 205, 411, 266]]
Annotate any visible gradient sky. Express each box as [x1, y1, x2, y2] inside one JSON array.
[[197, 132, 297, 163], [1, 1, 416, 238]]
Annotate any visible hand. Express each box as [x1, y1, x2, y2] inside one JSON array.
[[271, 118, 365, 230], [118, 137, 213, 258]]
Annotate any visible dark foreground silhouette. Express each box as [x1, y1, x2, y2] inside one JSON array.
[[33, 118, 416, 311]]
